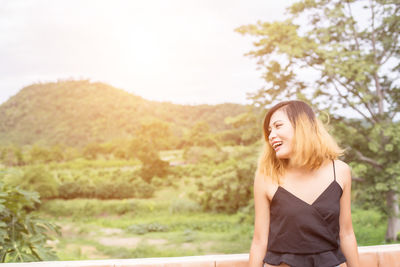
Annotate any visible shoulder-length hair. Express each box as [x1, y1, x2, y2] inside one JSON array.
[[256, 100, 344, 183]]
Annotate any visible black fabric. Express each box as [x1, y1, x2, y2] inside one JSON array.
[[264, 161, 346, 267]]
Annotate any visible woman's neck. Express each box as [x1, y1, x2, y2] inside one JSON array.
[[285, 158, 331, 174]]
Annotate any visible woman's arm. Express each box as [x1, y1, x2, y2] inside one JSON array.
[[338, 161, 360, 267], [249, 172, 270, 267]]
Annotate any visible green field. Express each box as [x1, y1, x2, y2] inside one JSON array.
[[37, 183, 254, 260]]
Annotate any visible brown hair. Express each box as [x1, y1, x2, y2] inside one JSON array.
[[256, 100, 343, 183]]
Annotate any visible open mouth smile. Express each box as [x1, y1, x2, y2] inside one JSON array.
[[271, 141, 283, 151]]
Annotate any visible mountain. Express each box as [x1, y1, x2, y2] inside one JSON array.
[[0, 80, 249, 147]]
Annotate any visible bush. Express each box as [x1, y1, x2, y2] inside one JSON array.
[[57, 169, 155, 199], [131, 178, 155, 198], [169, 198, 201, 214], [126, 223, 169, 235], [40, 198, 134, 217], [139, 158, 169, 183], [0, 182, 59, 262], [5, 165, 58, 199], [172, 164, 211, 178], [194, 158, 255, 213], [151, 176, 164, 187], [352, 208, 386, 245], [183, 146, 228, 164], [39, 198, 169, 217]]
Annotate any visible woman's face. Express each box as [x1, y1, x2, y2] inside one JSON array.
[[268, 109, 295, 159]]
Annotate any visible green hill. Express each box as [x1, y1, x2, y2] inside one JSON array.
[[0, 80, 248, 147]]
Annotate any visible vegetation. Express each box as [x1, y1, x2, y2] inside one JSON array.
[[0, 80, 249, 147], [0, 181, 59, 262], [4, 165, 58, 199], [194, 151, 257, 213]]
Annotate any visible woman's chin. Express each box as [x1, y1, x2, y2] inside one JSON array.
[[275, 151, 290, 159]]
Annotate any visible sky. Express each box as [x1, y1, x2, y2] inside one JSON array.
[[0, 0, 297, 106]]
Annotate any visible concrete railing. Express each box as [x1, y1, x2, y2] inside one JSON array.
[[2, 244, 400, 267]]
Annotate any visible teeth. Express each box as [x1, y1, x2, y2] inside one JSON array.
[[272, 142, 282, 149]]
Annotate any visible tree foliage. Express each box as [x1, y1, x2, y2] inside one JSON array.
[[182, 121, 221, 148], [0, 182, 59, 262], [237, 0, 400, 240], [131, 120, 171, 183], [192, 145, 259, 213], [183, 146, 228, 165], [56, 169, 155, 199], [4, 166, 58, 199], [195, 158, 256, 213], [224, 112, 261, 145]]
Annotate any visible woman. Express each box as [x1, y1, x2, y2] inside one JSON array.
[[249, 100, 360, 267]]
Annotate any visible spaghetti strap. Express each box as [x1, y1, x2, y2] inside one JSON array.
[[332, 160, 336, 181]]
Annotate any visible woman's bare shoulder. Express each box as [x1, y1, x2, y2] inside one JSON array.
[[254, 171, 278, 201], [254, 171, 275, 186], [333, 159, 351, 173], [333, 159, 352, 187]]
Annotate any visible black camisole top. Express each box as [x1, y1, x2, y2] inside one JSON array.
[[263, 161, 346, 267]]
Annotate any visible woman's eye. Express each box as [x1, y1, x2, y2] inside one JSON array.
[[276, 124, 282, 128]]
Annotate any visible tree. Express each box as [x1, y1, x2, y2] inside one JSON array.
[[224, 112, 261, 145], [134, 139, 169, 183], [28, 145, 52, 164], [183, 121, 220, 148], [134, 118, 174, 151], [236, 0, 400, 240], [130, 120, 171, 182], [18, 166, 58, 199], [82, 143, 102, 160], [0, 145, 25, 166], [194, 156, 256, 213]]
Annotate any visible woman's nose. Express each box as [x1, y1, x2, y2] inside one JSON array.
[[268, 129, 276, 141]]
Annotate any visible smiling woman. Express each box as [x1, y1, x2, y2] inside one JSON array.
[[260, 101, 343, 183], [249, 100, 360, 267]]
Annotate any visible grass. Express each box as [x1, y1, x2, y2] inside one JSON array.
[[40, 207, 253, 260], [38, 169, 253, 260]]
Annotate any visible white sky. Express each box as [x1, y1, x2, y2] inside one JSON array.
[[0, 0, 297, 105]]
